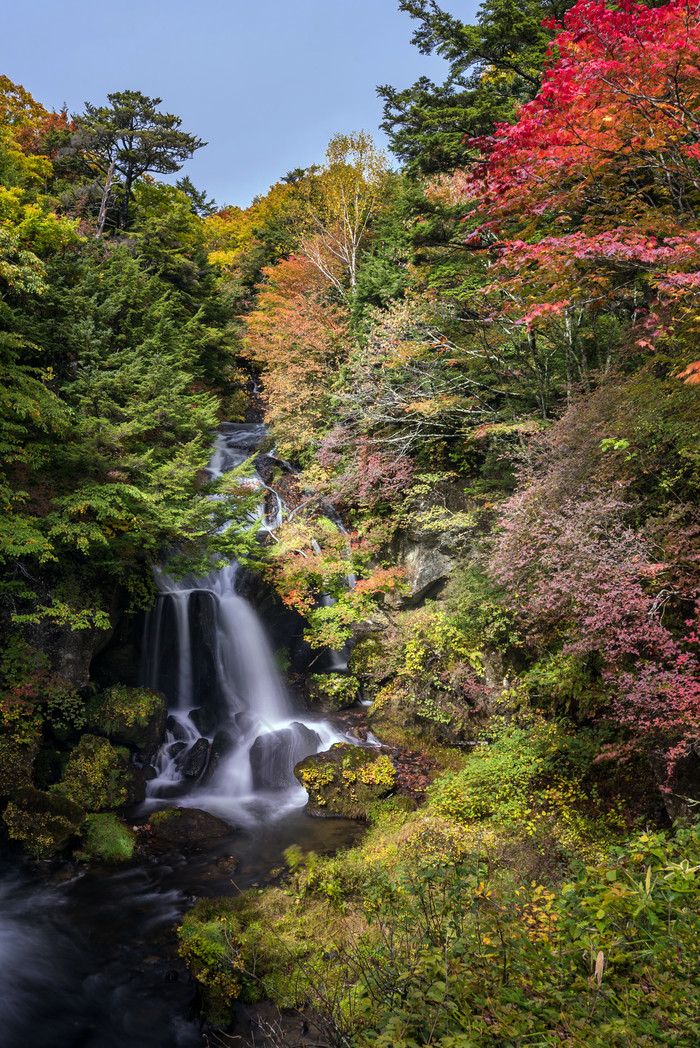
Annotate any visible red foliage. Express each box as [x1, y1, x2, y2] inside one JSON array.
[[464, 0, 700, 338]]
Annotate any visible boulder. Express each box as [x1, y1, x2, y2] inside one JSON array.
[[87, 685, 167, 751], [294, 743, 396, 819], [388, 479, 475, 608], [188, 706, 217, 737], [307, 673, 360, 711], [165, 715, 190, 742], [3, 786, 86, 857], [201, 730, 236, 784], [250, 723, 320, 790], [182, 737, 210, 779], [56, 735, 133, 811], [149, 807, 233, 847]]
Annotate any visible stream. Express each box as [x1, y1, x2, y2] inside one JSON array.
[[0, 422, 362, 1047]]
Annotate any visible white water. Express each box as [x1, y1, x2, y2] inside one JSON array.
[[141, 424, 346, 826]]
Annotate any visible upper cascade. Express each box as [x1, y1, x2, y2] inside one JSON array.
[[140, 422, 344, 825]]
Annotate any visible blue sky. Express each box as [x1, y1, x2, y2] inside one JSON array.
[[3, 0, 477, 208]]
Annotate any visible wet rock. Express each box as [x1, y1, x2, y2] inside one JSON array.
[[201, 730, 235, 784], [2, 786, 86, 857], [149, 807, 233, 847], [143, 764, 158, 781], [232, 710, 255, 735], [165, 716, 190, 742], [182, 737, 210, 779], [250, 723, 320, 790], [127, 764, 147, 805], [169, 741, 187, 760], [188, 706, 217, 737], [295, 743, 396, 819]]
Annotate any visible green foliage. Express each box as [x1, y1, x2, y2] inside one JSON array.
[[74, 812, 136, 863], [368, 605, 488, 747], [445, 560, 522, 649], [54, 734, 132, 811], [428, 716, 622, 859], [307, 672, 360, 710], [177, 905, 244, 1024], [519, 649, 605, 720]]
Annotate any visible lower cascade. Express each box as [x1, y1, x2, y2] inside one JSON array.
[[140, 423, 341, 825]]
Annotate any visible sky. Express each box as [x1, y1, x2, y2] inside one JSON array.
[[2, 0, 478, 209]]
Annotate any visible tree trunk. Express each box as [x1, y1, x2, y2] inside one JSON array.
[[95, 160, 116, 237]]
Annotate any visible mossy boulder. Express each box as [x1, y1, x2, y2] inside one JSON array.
[[294, 743, 396, 819], [86, 685, 167, 751], [306, 673, 360, 710], [368, 679, 484, 749], [54, 734, 133, 811], [149, 807, 233, 848], [75, 812, 136, 863], [0, 711, 42, 799], [2, 785, 86, 857], [178, 898, 244, 1024]]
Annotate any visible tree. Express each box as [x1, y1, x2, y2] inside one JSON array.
[[461, 0, 700, 369], [243, 255, 351, 456], [378, 0, 574, 175], [299, 132, 389, 297], [175, 175, 217, 217], [72, 91, 205, 230]]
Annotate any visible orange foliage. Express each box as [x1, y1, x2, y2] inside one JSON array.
[[244, 255, 350, 455]]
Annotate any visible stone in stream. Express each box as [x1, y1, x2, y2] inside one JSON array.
[[250, 723, 320, 790], [188, 705, 217, 737], [200, 730, 236, 785], [181, 737, 210, 779], [148, 807, 233, 847], [165, 715, 190, 741]]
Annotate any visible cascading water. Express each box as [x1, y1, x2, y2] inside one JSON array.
[[141, 423, 342, 825]]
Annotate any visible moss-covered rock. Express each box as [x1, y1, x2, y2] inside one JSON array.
[[0, 709, 42, 799], [306, 673, 360, 710], [149, 807, 233, 847], [54, 734, 133, 811], [295, 743, 396, 819], [177, 898, 244, 1024], [86, 685, 167, 751], [2, 785, 86, 857], [368, 678, 485, 749], [75, 812, 136, 863]]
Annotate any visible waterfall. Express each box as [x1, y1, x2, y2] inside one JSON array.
[[141, 423, 342, 826]]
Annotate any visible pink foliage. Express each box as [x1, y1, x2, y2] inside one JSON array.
[[490, 397, 700, 760], [318, 428, 415, 507]]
